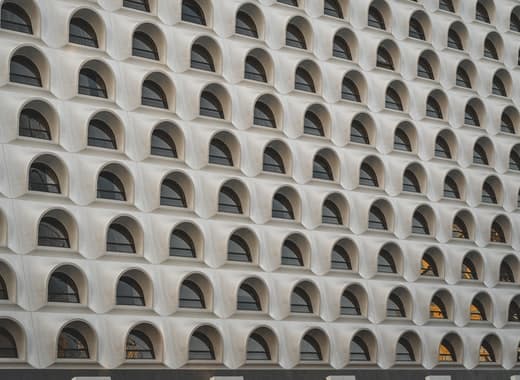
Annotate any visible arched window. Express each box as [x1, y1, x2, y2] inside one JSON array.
[[237, 284, 261, 310], [412, 211, 429, 235], [439, 0, 455, 12], [117, 276, 145, 306], [324, 0, 343, 18], [510, 149, 520, 171], [350, 336, 370, 361], [368, 6, 385, 29], [170, 229, 196, 258], [182, 0, 206, 25], [281, 239, 303, 267], [1, 3, 32, 34], [470, 298, 487, 320], [263, 147, 285, 174], [29, 163, 60, 193], [402, 170, 421, 193], [359, 163, 378, 187], [394, 128, 411, 151], [409, 18, 425, 40], [368, 206, 387, 230], [481, 182, 497, 204], [200, 91, 224, 118], [48, 272, 79, 303], [247, 333, 270, 360], [435, 136, 452, 159], [97, 171, 126, 201], [351, 120, 370, 144], [456, 66, 471, 88], [484, 38, 498, 60], [418, 57, 434, 80], [439, 339, 457, 362], [218, 186, 242, 214], [10, 56, 41, 87], [421, 254, 438, 276], [0, 275, 8, 300], [133, 31, 159, 60], [286, 23, 306, 49], [473, 143, 488, 165], [479, 340, 496, 362], [331, 244, 351, 270], [461, 257, 478, 279], [300, 335, 322, 361], [69, 18, 98, 48], [106, 223, 135, 253], [387, 293, 406, 317], [19, 109, 51, 140], [511, 10, 520, 32], [141, 80, 168, 109], [385, 87, 403, 111], [0, 327, 17, 358], [377, 47, 394, 70], [430, 296, 448, 319], [179, 280, 205, 309], [78, 68, 107, 98], [509, 299, 520, 321], [57, 328, 89, 359], [191, 44, 215, 72], [209, 138, 233, 166], [160, 179, 186, 208], [304, 110, 324, 136], [278, 0, 299, 6], [294, 67, 315, 93], [38, 217, 70, 248], [378, 250, 397, 273], [426, 97, 443, 119], [313, 155, 333, 181], [228, 234, 251, 263], [448, 28, 463, 50], [333, 35, 351, 60], [342, 78, 361, 102], [476, 2, 490, 23], [443, 177, 460, 199], [272, 193, 294, 219], [396, 338, 415, 361], [254, 101, 275, 127], [189, 331, 215, 360], [322, 199, 342, 225], [123, 0, 150, 12], [151, 129, 177, 158], [245, 56, 267, 82], [501, 112, 515, 134], [126, 330, 155, 359], [236, 11, 258, 38], [500, 261, 515, 283], [341, 290, 361, 315], [88, 119, 116, 149], [490, 221, 505, 243], [492, 76, 507, 97], [452, 217, 469, 239], [291, 287, 312, 313]]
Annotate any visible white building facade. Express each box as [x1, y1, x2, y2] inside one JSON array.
[[0, 0, 520, 379]]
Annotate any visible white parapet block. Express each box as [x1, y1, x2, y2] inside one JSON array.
[[72, 378, 111, 380], [510, 376, 520, 380], [210, 377, 244, 380], [326, 376, 356, 380], [425, 376, 451, 380]]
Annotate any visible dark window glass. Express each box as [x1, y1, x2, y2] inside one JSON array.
[[342, 78, 361, 102], [409, 18, 425, 40], [300, 335, 322, 361], [295, 67, 315, 92], [117, 276, 145, 306], [0, 275, 8, 300], [313, 155, 333, 181], [142, 80, 168, 109], [501, 113, 515, 134], [272, 193, 294, 219], [322, 199, 342, 225], [200, 91, 224, 118], [291, 287, 312, 313], [341, 291, 361, 316], [412, 211, 429, 235], [461, 257, 478, 279], [473, 143, 488, 165], [0, 328, 17, 358], [151, 129, 177, 158], [481, 182, 497, 204], [97, 171, 126, 201], [500, 262, 515, 283], [69, 18, 98, 48], [189, 332, 215, 360], [479, 341, 495, 362], [278, 0, 299, 5], [78, 68, 107, 98], [263, 147, 285, 173], [38, 217, 70, 248], [209, 139, 233, 166], [304, 111, 324, 136], [377, 47, 394, 70], [88, 119, 117, 149], [126, 330, 155, 360], [282, 239, 303, 266], [456, 67, 471, 88], [511, 11, 520, 32], [333, 35, 352, 60], [324, 0, 343, 18], [417, 57, 434, 79], [385, 88, 403, 111], [378, 250, 397, 273], [19, 109, 51, 140], [509, 300, 520, 321], [452, 217, 469, 239], [368, 6, 385, 29], [331, 244, 352, 270], [182, 0, 206, 25], [132, 31, 159, 60], [368, 206, 387, 230], [228, 235, 251, 263], [107, 224, 135, 253], [218, 186, 242, 214], [426, 97, 443, 119], [245, 56, 267, 82], [286, 24, 306, 49], [29, 163, 60, 193], [48, 272, 79, 303], [430, 296, 448, 319], [237, 284, 261, 311], [421, 254, 438, 276], [247, 333, 270, 360], [484, 39, 498, 60], [465, 106, 480, 127], [179, 280, 205, 309], [396, 338, 415, 361], [10, 56, 41, 87], [470, 299, 487, 320], [403, 170, 421, 193], [448, 29, 463, 50], [359, 163, 378, 187], [435, 136, 452, 159], [350, 336, 370, 361], [123, 0, 150, 12], [160, 179, 187, 207], [236, 11, 258, 38], [439, 0, 455, 12], [57, 328, 89, 359], [387, 294, 406, 317], [351, 120, 370, 144], [476, 2, 490, 23], [394, 128, 411, 151], [169, 229, 196, 258], [492, 76, 507, 97], [191, 44, 215, 72], [254, 101, 275, 127], [511, 149, 520, 171], [1, 3, 32, 34], [490, 221, 505, 243]]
